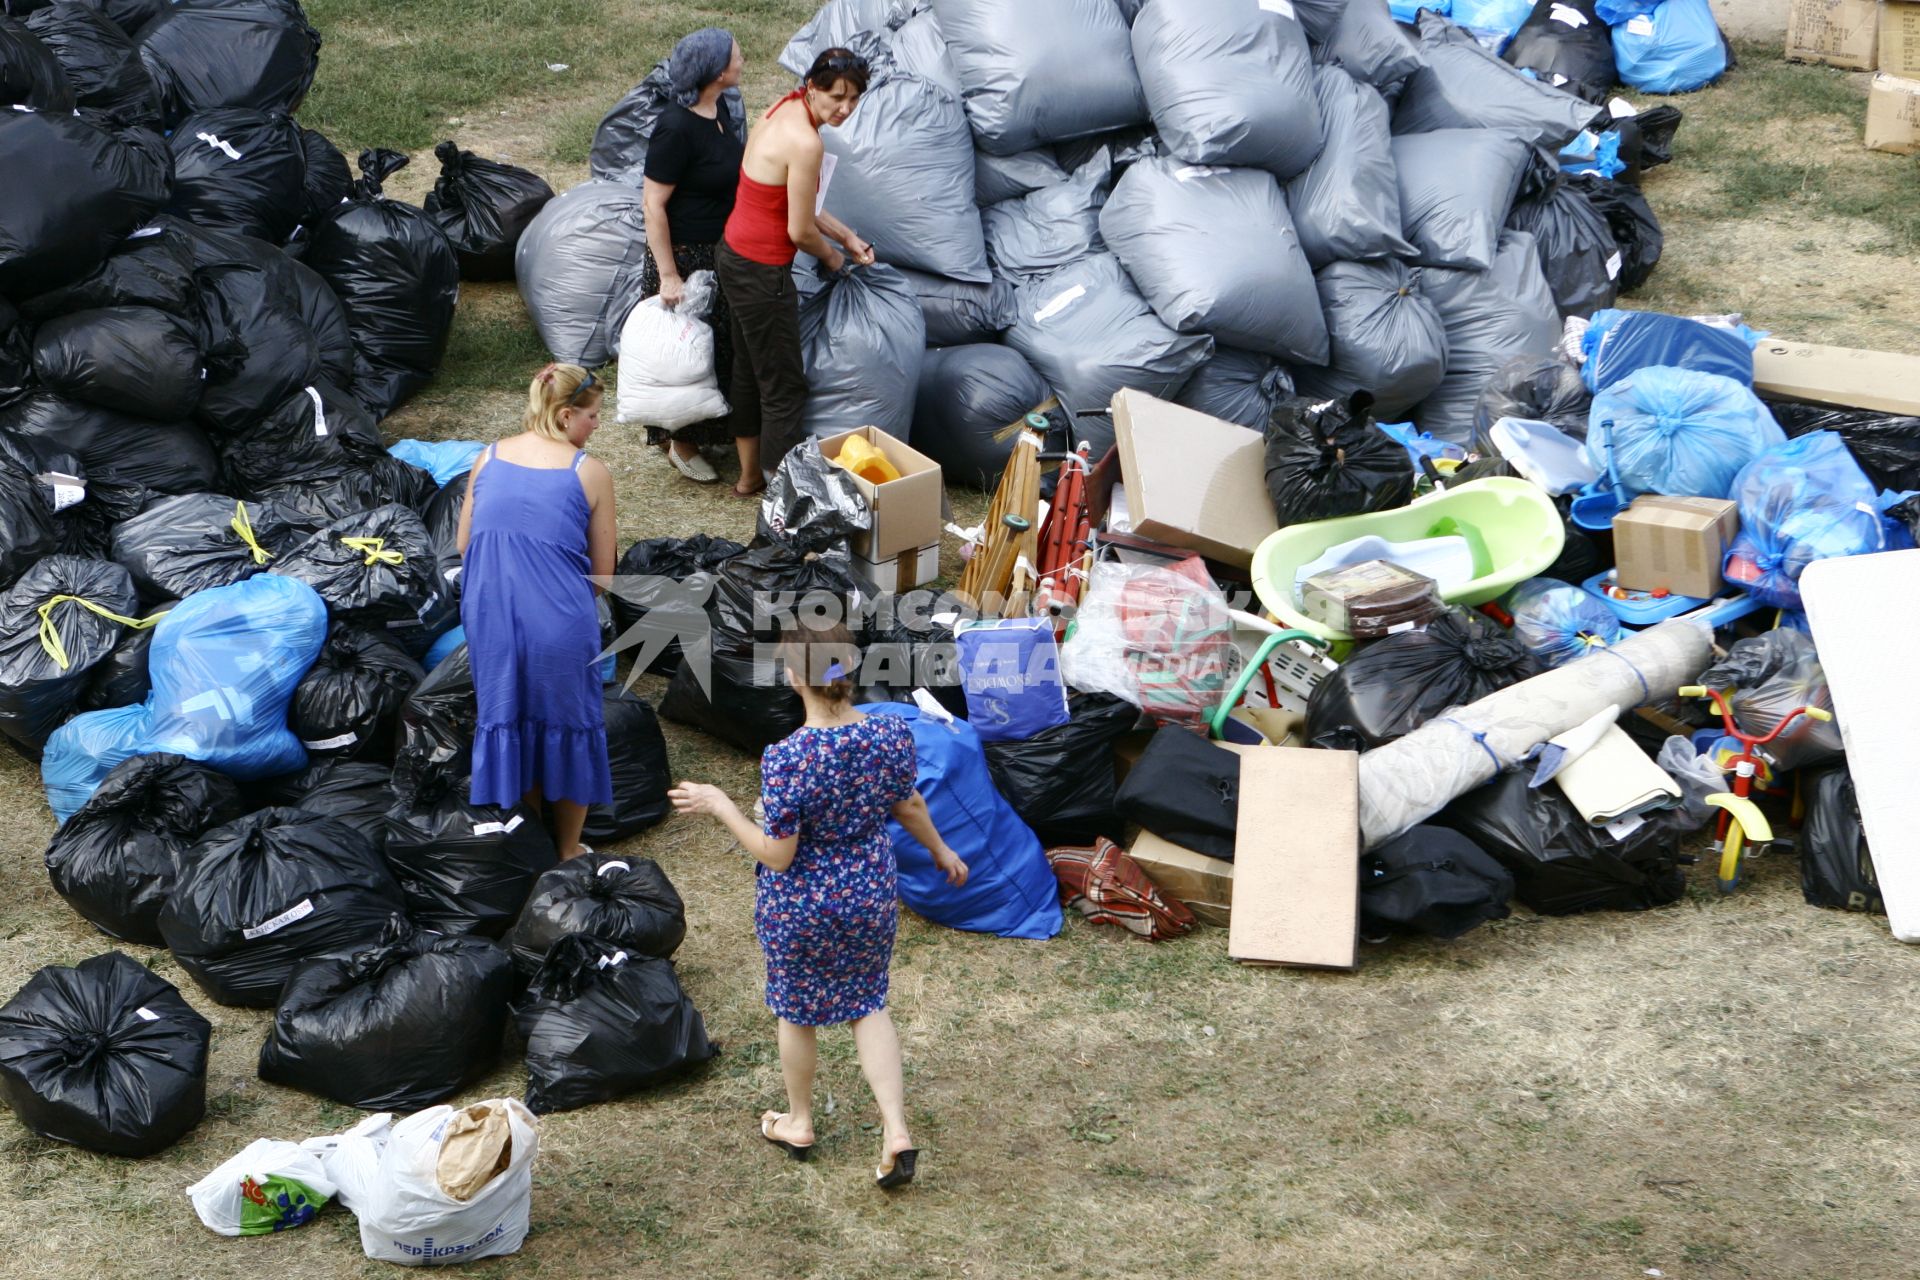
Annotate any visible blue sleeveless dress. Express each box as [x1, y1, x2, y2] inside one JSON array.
[[461, 444, 612, 808]]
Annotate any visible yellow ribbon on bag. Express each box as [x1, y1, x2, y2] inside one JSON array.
[[341, 536, 405, 567], [229, 501, 274, 565], [36, 596, 164, 671]]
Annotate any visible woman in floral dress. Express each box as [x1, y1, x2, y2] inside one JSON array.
[[670, 622, 968, 1190]]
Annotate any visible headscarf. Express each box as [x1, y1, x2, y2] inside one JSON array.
[[669, 27, 736, 106]]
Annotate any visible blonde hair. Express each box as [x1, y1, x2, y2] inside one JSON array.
[[524, 362, 600, 441]]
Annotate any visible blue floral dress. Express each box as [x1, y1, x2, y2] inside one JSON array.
[[756, 714, 919, 1026]]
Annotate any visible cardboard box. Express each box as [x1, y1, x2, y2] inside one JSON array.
[[1111, 390, 1277, 570], [1785, 0, 1880, 69], [1865, 72, 1920, 154], [854, 542, 939, 593], [816, 427, 944, 561], [1612, 496, 1740, 600], [1881, 1, 1920, 76], [1128, 830, 1232, 927], [1228, 747, 1359, 970], [1751, 338, 1920, 414]]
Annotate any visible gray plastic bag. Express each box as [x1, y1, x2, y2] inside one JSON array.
[[781, 0, 961, 98], [1294, 259, 1449, 420], [820, 51, 988, 283], [757, 439, 874, 558], [1005, 253, 1213, 457], [514, 181, 649, 368], [931, 0, 1148, 156], [1287, 65, 1415, 269], [896, 266, 1016, 345], [974, 148, 1067, 206], [1415, 230, 1561, 445], [589, 63, 745, 188], [795, 261, 927, 440], [1393, 128, 1530, 271], [1393, 12, 1604, 149], [1315, 0, 1426, 87], [1098, 158, 1327, 365], [982, 148, 1110, 282], [1131, 0, 1322, 178], [913, 344, 1052, 488], [1174, 347, 1295, 430]]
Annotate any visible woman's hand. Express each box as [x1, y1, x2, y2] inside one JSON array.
[[843, 234, 876, 267], [658, 273, 687, 309], [933, 845, 969, 888], [668, 780, 728, 818], [821, 244, 848, 274]]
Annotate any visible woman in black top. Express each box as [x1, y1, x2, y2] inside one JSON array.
[[643, 27, 747, 485]]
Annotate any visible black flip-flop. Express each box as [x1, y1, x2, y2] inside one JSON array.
[[761, 1112, 812, 1162], [874, 1148, 919, 1190]]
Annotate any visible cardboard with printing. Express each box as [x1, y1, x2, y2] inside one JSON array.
[[1751, 338, 1920, 413], [1865, 72, 1920, 153], [1111, 389, 1277, 570], [1612, 495, 1740, 599], [1785, 0, 1880, 69], [817, 427, 945, 561], [1227, 747, 1360, 969], [1881, 1, 1920, 76]]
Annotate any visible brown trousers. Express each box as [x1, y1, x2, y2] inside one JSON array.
[[714, 241, 808, 473]]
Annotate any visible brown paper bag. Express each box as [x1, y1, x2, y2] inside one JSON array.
[[436, 1102, 513, 1202]]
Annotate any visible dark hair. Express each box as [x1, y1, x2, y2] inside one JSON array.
[[777, 619, 859, 704], [804, 46, 870, 97]]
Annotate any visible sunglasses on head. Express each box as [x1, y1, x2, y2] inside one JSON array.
[[567, 370, 597, 405], [818, 54, 868, 76]]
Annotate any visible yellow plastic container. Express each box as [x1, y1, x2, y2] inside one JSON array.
[[834, 434, 901, 485]]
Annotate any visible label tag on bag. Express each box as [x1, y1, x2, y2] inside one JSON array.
[[472, 814, 527, 837], [1258, 0, 1296, 17], [1033, 285, 1085, 323], [597, 860, 631, 876], [305, 386, 328, 436], [1605, 251, 1622, 279], [243, 898, 314, 940], [1625, 13, 1655, 35], [301, 732, 358, 751], [133, 1007, 159, 1022], [1550, 3, 1588, 26], [196, 131, 242, 160]]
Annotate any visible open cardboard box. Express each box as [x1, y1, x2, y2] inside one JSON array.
[[817, 427, 945, 563], [1111, 390, 1277, 571]]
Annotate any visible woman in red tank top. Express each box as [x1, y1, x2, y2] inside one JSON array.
[[714, 47, 876, 495]]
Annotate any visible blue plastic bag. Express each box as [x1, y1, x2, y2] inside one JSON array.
[[865, 702, 1062, 941], [1393, 0, 1450, 22], [1377, 421, 1469, 470], [41, 705, 148, 825], [1581, 310, 1759, 393], [954, 616, 1070, 744], [1508, 578, 1622, 667], [1588, 367, 1784, 501], [425, 623, 466, 671], [1452, 0, 1535, 47], [388, 439, 486, 487], [1559, 129, 1625, 179], [1724, 432, 1886, 609], [1611, 0, 1728, 94]]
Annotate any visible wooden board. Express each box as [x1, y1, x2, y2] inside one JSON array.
[[1227, 747, 1360, 969]]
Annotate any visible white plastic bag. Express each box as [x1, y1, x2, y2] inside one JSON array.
[[314, 1099, 539, 1266], [1061, 560, 1241, 731], [186, 1137, 337, 1236], [614, 269, 729, 430]]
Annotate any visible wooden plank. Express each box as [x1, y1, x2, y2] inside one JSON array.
[[1227, 747, 1360, 969]]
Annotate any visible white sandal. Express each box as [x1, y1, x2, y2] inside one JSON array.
[[665, 443, 720, 484]]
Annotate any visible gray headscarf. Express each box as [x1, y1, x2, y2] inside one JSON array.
[[669, 27, 736, 106]]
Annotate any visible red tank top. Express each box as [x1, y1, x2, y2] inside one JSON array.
[[722, 91, 818, 268]]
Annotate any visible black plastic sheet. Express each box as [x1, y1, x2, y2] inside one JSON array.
[[505, 853, 687, 976]]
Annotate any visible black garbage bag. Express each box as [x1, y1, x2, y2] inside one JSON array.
[[1113, 724, 1240, 859], [157, 806, 406, 1007], [0, 441, 58, 589], [269, 503, 451, 656], [1294, 260, 1449, 420], [582, 688, 671, 845], [0, 14, 74, 111], [383, 781, 558, 939], [754, 440, 873, 559], [0, 554, 140, 755], [165, 107, 306, 243], [0, 392, 217, 495], [1173, 346, 1294, 432], [0, 298, 30, 408], [297, 124, 352, 225], [1472, 354, 1592, 449], [17, 219, 197, 320], [1307, 609, 1541, 752], [217, 379, 380, 494], [255, 757, 396, 852], [258, 918, 515, 1111], [659, 545, 862, 753], [24, 2, 157, 125], [0, 107, 170, 300], [190, 248, 323, 436], [1606, 103, 1681, 184], [1263, 390, 1416, 526], [1800, 765, 1882, 914], [44, 752, 241, 943], [110, 493, 297, 603], [424, 140, 555, 282], [1696, 629, 1842, 773], [1360, 824, 1513, 941], [291, 624, 424, 763], [421, 466, 469, 592], [1434, 768, 1688, 915], [504, 854, 686, 977], [1502, 0, 1613, 103], [607, 533, 745, 676], [1564, 174, 1662, 292], [0, 951, 210, 1156], [1395, 12, 1604, 149], [911, 344, 1053, 489], [135, 0, 320, 127], [983, 692, 1139, 847], [76, 597, 169, 710], [391, 641, 474, 806], [1505, 177, 1619, 320], [72, 0, 170, 37], [1767, 400, 1920, 493], [512, 933, 715, 1115], [29, 305, 204, 419], [0, 436, 147, 562], [304, 149, 460, 420]]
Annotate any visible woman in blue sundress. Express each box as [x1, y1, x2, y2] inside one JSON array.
[[456, 362, 617, 859], [670, 621, 968, 1191]]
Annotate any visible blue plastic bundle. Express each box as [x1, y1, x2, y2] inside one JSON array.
[[1559, 130, 1626, 180], [1610, 0, 1728, 95], [866, 703, 1062, 941], [1581, 309, 1760, 393], [1587, 367, 1785, 501], [954, 616, 1070, 744], [1508, 578, 1622, 667], [1724, 432, 1886, 609], [1393, 0, 1451, 22], [1451, 0, 1536, 48], [388, 439, 485, 487]]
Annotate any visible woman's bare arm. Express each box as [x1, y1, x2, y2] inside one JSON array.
[[641, 178, 685, 306], [581, 456, 616, 591], [453, 453, 485, 555]]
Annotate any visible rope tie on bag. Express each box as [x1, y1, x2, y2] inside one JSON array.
[[229, 501, 274, 565], [36, 596, 162, 671], [341, 536, 404, 567], [1437, 716, 1508, 773], [1591, 645, 1651, 704]]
